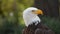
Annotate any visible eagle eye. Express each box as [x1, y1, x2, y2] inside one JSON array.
[[32, 10, 35, 12]]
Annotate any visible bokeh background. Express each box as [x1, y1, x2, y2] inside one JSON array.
[[0, 0, 60, 34]]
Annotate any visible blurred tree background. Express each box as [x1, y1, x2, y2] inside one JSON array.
[[0, 0, 60, 34]]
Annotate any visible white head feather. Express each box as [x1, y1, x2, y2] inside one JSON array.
[[23, 7, 42, 27]]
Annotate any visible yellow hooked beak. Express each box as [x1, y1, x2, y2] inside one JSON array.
[[33, 9, 43, 15]]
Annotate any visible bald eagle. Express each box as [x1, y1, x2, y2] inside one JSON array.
[[22, 7, 55, 34]]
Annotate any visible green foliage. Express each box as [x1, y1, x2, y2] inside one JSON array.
[[0, 0, 34, 34], [42, 16, 60, 34], [0, 18, 24, 34], [0, 0, 34, 24]]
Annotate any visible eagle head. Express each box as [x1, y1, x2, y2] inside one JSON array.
[[23, 7, 43, 27]]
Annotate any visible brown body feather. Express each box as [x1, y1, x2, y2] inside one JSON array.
[[22, 23, 55, 34]]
